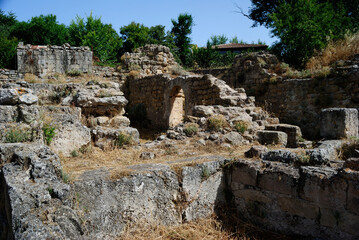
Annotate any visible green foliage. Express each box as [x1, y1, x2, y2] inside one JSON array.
[[0, 10, 16, 37], [269, 0, 351, 67], [0, 36, 18, 69], [115, 132, 132, 148], [68, 13, 122, 63], [120, 22, 151, 53], [183, 123, 199, 137], [191, 42, 236, 69], [71, 150, 79, 158], [201, 165, 210, 180], [207, 115, 228, 132], [10, 14, 68, 45], [61, 169, 71, 183], [120, 22, 174, 54], [171, 13, 194, 66], [66, 69, 82, 76], [5, 128, 30, 143], [233, 121, 248, 134], [42, 124, 56, 145], [208, 34, 228, 45]]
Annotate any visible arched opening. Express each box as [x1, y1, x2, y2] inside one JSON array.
[[169, 86, 185, 127]]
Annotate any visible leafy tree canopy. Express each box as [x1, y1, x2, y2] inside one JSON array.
[[171, 13, 194, 66], [68, 13, 122, 63], [269, 0, 351, 67], [10, 14, 68, 45]]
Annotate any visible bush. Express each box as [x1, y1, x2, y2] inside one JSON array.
[[183, 123, 199, 136], [43, 124, 56, 145], [5, 128, 30, 143], [115, 132, 132, 148], [66, 69, 82, 77], [233, 121, 248, 134], [207, 115, 228, 132]]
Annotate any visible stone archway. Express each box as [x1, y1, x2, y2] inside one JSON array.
[[169, 86, 185, 127]]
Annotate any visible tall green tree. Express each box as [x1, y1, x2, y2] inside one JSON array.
[[120, 22, 150, 53], [0, 10, 18, 69], [269, 0, 350, 67], [10, 14, 68, 45], [68, 14, 122, 63], [208, 34, 228, 45], [243, 0, 359, 29], [171, 13, 194, 66]]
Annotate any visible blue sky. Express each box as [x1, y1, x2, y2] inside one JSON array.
[[0, 0, 276, 47]]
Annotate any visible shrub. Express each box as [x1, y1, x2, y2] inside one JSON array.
[[115, 132, 132, 148], [307, 31, 359, 71], [43, 124, 56, 145], [233, 120, 249, 134], [66, 69, 82, 77], [207, 115, 228, 132], [339, 138, 359, 160], [5, 128, 30, 143], [183, 122, 199, 136], [71, 150, 79, 158]]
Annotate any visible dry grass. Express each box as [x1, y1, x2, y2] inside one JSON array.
[[24, 73, 40, 83], [61, 137, 248, 181], [306, 31, 359, 71], [119, 217, 235, 240], [119, 213, 290, 240]]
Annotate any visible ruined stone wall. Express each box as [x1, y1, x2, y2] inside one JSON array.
[[120, 44, 178, 76], [242, 73, 359, 138], [228, 158, 359, 240], [0, 69, 21, 81], [17, 43, 93, 77], [128, 74, 250, 127], [218, 52, 359, 138]]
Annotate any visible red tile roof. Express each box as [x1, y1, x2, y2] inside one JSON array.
[[212, 43, 268, 49]]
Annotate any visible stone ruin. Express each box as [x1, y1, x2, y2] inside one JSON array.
[[17, 43, 93, 77], [0, 44, 357, 239]]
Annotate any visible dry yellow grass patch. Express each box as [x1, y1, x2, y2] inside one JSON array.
[[119, 217, 235, 240], [61, 138, 249, 181], [307, 31, 359, 71], [118, 214, 290, 240]]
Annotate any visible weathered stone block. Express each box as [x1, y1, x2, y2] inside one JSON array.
[[257, 130, 287, 147], [320, 108, 358, 139], [300, 166, 347, 209], [278, 197, 319, 219], [245, 145, 267, 158], [230, 159, 262, 188], [265, 123, 302, 148], [258, 162, 299, 196]]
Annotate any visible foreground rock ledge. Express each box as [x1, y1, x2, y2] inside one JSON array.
[[0, 143, 358, 239]]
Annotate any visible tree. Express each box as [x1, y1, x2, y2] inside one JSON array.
[[230, 36, 239, 43], [68, 14, 122, 63], [171, 13, 194, 66], [269, 0, 350, 67], [10, 14, 68, 45], [0, 10, 16, 37], [208, 34, 228, 46], [0, 10, 18, 69], [241, 0, 359, 29], [120, 22, 150, 53]]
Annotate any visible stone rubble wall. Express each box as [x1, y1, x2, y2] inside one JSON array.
[[17, 43, 93, 77], [0, 69, 22, 81], [120, 44, 178, 76]]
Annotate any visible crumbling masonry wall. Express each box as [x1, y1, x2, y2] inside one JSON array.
[[128, 74, 250, 127], [17, 43, 93, 77]]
